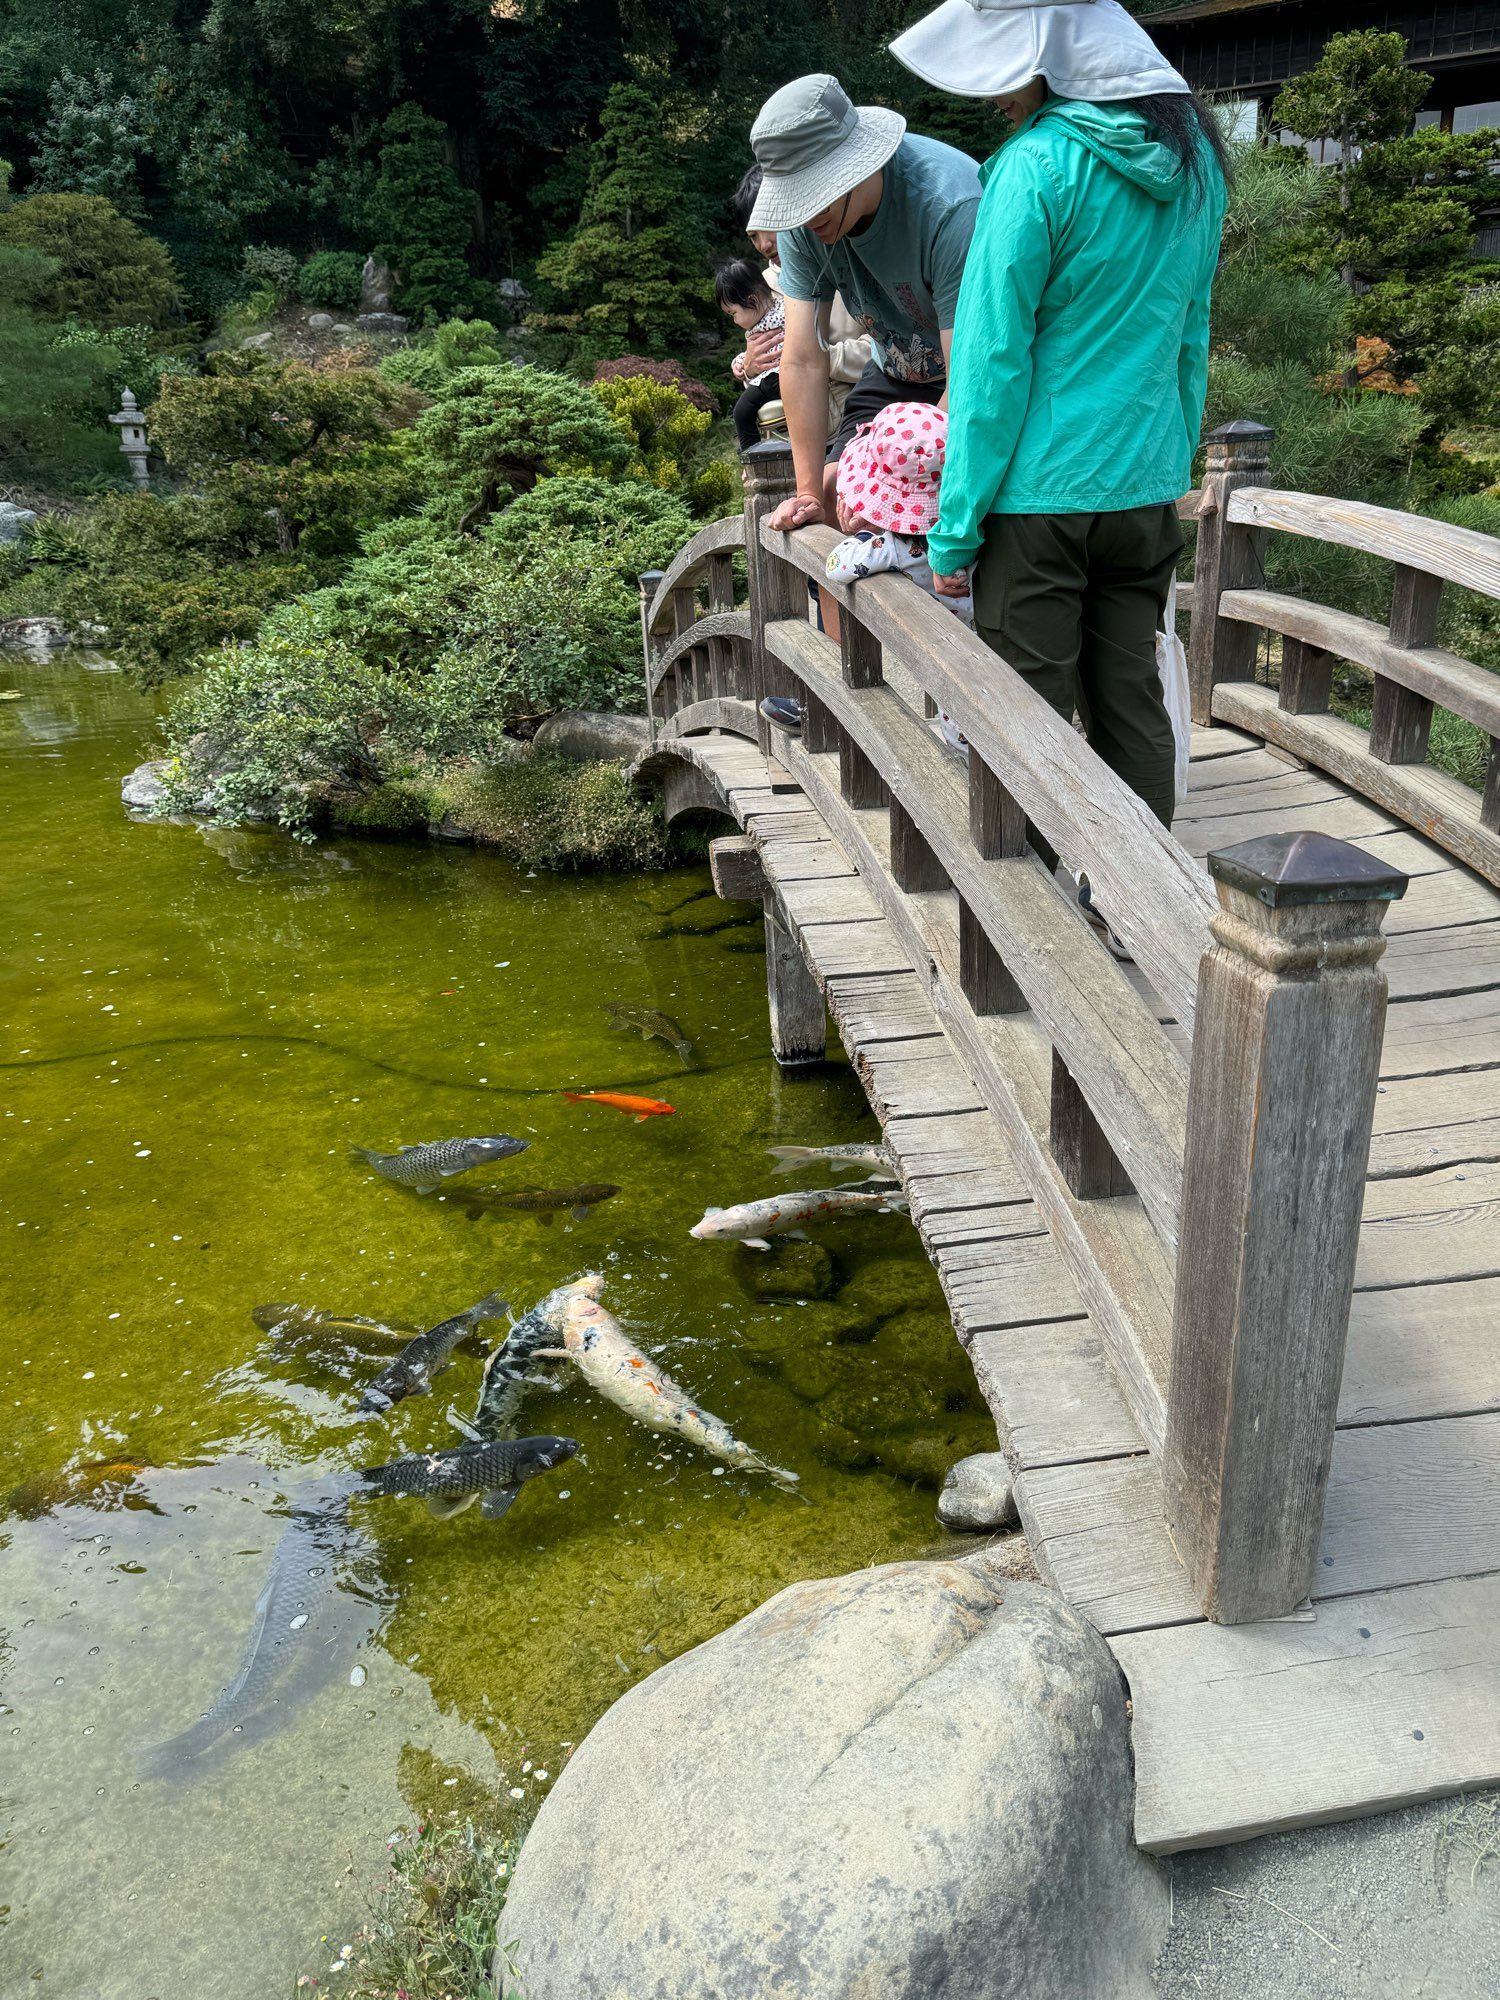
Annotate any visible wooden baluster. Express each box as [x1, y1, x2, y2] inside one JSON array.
[[841, 616, 883, 689], [707, 552, 736, 612], [837, 727, 888, 809], [968, 748, 1026, 858], [959, 902, 1024, 1015], [890, 800, 949, 892], [764, 896, 826, 1067], [1370, 564, 1440, 764], [1162, 830, 1407, 1624], [1051, 1050, 1131, 1199], [1278, 636, 1334, 715], [742, 440, 802, 755], [638, 568, 664, 744], [804, 692, 836, 755], [1484, 735, 1500, 835], [1187, 420, 1273, 726]]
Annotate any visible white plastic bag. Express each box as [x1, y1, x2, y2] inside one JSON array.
[[1158, 575, 1191, 809]]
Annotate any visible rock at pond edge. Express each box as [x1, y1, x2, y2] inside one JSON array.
[[496, 1556, 1167, 2000], [938, 1450, 1020, 1533], [530, 710, 650, 765]]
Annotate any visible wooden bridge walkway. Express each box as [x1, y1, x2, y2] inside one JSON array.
[[629, 427, 1500, 1854]]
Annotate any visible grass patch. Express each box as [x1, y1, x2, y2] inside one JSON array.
[[302, 1817, 523, 2000], [329, 779, 441, 835], [434, 753, 669, 871]]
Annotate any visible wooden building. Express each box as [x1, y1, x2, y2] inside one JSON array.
[[1145, 0, 1500, 129]]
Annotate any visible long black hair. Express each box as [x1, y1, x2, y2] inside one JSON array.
[[1122, 91, 1232, 196]]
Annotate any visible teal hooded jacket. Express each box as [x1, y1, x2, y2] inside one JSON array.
[[929, 99, 1226, 577]]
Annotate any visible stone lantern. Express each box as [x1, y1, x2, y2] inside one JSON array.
[[110, 389, 151, 490]]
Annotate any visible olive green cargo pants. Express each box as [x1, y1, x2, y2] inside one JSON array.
[[971, 503, 1183, 831]]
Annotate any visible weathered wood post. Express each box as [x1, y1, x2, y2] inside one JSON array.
[[1162, 830, 1407, 1624], [1187, 420, 1273, 726], [638, 569, 664, 747], [709, 835, 825, 1067], [742, 439, 800, 756]]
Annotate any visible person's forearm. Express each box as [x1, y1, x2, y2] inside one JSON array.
[[781, 352, 831, 499]]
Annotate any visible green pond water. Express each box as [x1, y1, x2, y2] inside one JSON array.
[[0, 648, 992, 1997]]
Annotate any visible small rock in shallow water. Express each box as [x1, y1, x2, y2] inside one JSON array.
[[733, 1240, 836, 1302], [938, 1450, 1020, 1533]]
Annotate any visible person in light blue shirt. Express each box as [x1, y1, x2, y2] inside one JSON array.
[[747, 74, 982, 532]]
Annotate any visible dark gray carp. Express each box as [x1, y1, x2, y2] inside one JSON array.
[[351, 1134, 529, 1193], [447, 1276, 595, 1446], [139, 1475, 382, 1774], [357, 1290, 508, 1413], [251, 1303, 418, 1343], [360, 1433, 579, 1520], [601, 1000, 693, 1062], [448, 1182, 620, 1225]]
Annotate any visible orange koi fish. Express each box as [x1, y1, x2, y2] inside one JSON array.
[[564, 1091, 675, 1123]]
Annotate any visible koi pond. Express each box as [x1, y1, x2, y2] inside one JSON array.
[[0, 646, 992, 1996]]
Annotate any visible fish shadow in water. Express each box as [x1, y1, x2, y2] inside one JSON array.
[[137, 1478, 390, 1781]]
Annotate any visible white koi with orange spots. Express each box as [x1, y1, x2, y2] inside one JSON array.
[[539, 1280, 800, 1492]]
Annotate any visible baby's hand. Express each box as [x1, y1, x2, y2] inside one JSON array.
[[836, 498, 864, 535], [731, 351, 746, 381], [932, 568, 970, 599]]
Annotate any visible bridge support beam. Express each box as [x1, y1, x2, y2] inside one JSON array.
[[1162, 831, 1406, 1624], [763, 898, 826, 1069], [1187, 420, 1273, 726]]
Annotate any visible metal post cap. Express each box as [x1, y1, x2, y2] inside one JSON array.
[[1209, 830, 1408, 908]]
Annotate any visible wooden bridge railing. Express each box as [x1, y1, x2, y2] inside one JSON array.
[[638, 435, 1429, 1627], [1191, 418, 1500, 885]]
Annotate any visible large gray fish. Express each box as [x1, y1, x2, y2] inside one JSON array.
[[360, 1433, 579, 1520], [447, 1182, 621, 1226], [447, 1276, 601, 1445], [357, 1290, 508, 1413], [766, 1142, 896, 1179], [251, 1303, 418, 1344], [351, 1134, 529, 1193], [689, 1185, 909, 1250], [601, 1001, 693, 1063], [139, 1475, 381, 1775], [535, 1281, 800, 1491]]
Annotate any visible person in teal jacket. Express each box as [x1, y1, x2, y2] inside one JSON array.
[[890, 0, 1227, 837]]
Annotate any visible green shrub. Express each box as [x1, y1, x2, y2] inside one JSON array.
[[485, 475, 693, 582], [0, 192, 179, 328], [240, 243, 300, 308], [330, 778, 438, 833], [690, 457, 739, 519], [414, 362, 630, 530], [380, 316, 504, 395], [298, 250, 364, 312], [592, 374, 712, 489], [435, 755, 667, 870]]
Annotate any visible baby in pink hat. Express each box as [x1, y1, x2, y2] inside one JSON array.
[[825, 402, 973, 625]]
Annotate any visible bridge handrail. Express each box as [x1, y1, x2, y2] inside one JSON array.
[[647, 610, 751, 699], [762, 517, 1215, 1032], [1192, 428, 1500, 885], [645, 515, 744, 635]]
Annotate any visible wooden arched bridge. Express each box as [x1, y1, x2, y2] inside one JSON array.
[[628, 429, 1500, 1854]]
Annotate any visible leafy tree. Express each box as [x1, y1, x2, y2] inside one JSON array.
[[1211, 145, 1348, 370], [369, 104, 480, 325], [0, 192, 179, 328], [413, 363, 630, 531], [592, 373, 711, 489], [33, 69, 145, 214], [240, 243, 300, 308], [535, 80, 711, 356], [1272, 32, 1430, 289], [149, 352, 418, 557], [380, 316, 505, 395]]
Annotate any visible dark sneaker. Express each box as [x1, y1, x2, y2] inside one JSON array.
[[759, 696, 803, 734], [1077, 876, 1133, 963]]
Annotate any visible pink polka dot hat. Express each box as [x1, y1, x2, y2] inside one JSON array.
[[836, 402, 948, 537]]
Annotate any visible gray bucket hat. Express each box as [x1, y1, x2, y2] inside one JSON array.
[[749, 75, 906, 233]]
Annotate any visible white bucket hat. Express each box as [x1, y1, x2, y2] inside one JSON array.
[[890, 0, 1188, 101], [749, 74, 906, 233]]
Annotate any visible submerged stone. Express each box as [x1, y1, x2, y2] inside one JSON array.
[[733, 1240, 836, 1301]]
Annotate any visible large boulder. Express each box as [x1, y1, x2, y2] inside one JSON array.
[[0, 500, 38, 545], [497, 1555, 1167, 1999], [360, 255, 395, 313], [530, 709, 651, 764]]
